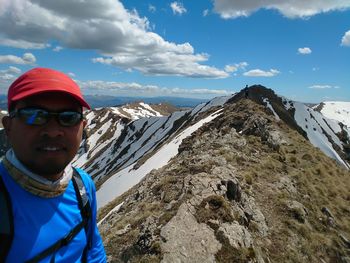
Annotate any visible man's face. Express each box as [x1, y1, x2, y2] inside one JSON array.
[[2, 92, 86, 180]]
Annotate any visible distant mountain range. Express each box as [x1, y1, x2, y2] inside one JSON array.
[[0, 94, 206, 110], [84, 95, 207, 109]]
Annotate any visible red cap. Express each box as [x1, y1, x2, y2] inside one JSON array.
[[8, 67, 90, 110]]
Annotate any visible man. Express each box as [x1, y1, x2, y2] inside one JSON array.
[[244, 85, 249, 99], [0, 68, 106, 262]]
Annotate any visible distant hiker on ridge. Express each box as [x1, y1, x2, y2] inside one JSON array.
[[0, 68, 106, 262], [244, 85, 249, 98]]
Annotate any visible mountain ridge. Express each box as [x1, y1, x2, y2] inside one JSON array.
[[98, 97, 350, 262]]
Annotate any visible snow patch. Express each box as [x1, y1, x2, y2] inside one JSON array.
[[97, 202, 124, 227], [317, 101, 350, 128], [109, 107, 129, 119], [191, 95, 232, 116], [263, 98, 280, 121], [140, 102, 162, 116], [293, 102, 349, 169], [282, 97, 293, 110]]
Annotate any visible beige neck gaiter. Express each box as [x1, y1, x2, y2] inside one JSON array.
[[3, 149, 72, 198]]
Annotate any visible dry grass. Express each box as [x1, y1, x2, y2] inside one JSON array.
[[236, 123, 350, 262], [195, 195, 236, 224], [204, 100, 350, 262]]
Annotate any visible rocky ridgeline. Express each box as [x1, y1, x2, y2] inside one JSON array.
[[98, 99, 350, 262], [237, 85, 350, 167]]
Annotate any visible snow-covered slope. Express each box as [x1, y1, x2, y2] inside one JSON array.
[[313, 101, 350, 128], [73, 97, 232, 187], [112, 102, 164, 120], [284, 99, 349, 168], [72, 102, 176, 177]]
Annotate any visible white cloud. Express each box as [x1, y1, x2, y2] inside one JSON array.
[[7, 66, 22, 75], [78, 80, 231, 98], [68, 72, 76, 77], [93, 52, 229, 78], [243, 69, 280, 77], [224, 62, 248, 73], [225, 65, 238, 73], [0, 55, 23, 65], [298, 47, 312, 54], [0, 66, 21, 76], [0, 53, 36, 64], [308, 85, 339, 89], [170, 2, 187, 15], [341, 30, 350, 46], [212, 0, 350, 19], [203, 9, 209, 17], [0, 66, 22, 92], [53, 46, 63, 52], [0, 0, 226, 79], [148, 4, 156, 13], [23, 53, 36, 63], [0, 39, 50, 49]]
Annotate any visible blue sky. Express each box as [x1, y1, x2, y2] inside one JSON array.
[[0, 0, 349, 103]]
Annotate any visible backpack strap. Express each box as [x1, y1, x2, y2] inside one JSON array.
[[72, 168, 92, 263], [25, 219, 87, 263], [0, 175, 14, 261], [25, 169, 92, 263]]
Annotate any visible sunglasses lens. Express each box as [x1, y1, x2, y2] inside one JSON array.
[[19, 109, 48, 125], [13, 108, 82, 126], [58, 112, 82, 126]]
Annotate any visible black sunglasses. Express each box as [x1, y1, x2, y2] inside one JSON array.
[[9, 107, 83, 127]]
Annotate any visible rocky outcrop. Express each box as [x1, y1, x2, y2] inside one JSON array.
[[160, 202, 221, 262], [227, 85, 307, 138]]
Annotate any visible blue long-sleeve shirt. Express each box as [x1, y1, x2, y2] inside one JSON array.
[[0, 163, 106, 262]]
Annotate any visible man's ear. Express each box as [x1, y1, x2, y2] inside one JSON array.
[[2, 116, 12, 136], [82, 119, 87, 129]]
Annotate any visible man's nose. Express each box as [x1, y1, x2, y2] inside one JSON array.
[[39, 118, 64, 137]]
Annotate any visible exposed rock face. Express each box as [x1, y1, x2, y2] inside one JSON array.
[[160, 203, 221, 263], [98, 99, 350, 262]]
